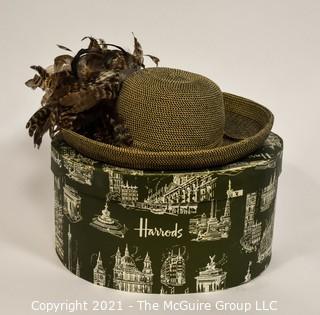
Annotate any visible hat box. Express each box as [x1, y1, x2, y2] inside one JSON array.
[[51, 132, 283, 294]]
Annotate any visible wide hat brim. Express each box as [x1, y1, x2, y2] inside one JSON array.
[[61, 92, 273, 170]]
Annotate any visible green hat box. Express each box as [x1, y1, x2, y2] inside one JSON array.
[[51, 132, 283, 294]]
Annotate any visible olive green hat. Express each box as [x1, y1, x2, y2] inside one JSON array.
[[62, 67, 273, 170]]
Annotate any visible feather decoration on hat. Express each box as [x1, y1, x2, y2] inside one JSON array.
[[25, 35, 159, 148]]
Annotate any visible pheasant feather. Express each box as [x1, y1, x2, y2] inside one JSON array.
[[25, 35, 159, 147]]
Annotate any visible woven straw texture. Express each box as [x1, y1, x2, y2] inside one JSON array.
[[61, 68, 274, 170], [117, 68, 225, 151]]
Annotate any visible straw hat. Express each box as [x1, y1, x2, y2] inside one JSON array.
[[62, 67, 273, 170]]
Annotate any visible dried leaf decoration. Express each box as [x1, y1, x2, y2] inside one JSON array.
[[25, 35, 159, 148]]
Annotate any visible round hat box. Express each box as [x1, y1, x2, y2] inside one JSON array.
[[51, 132, 283, 294]]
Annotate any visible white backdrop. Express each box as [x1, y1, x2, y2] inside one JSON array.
[[1, 1, 319, 314]]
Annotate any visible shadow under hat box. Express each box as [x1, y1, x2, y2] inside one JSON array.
[[51, 132, 283, 294]]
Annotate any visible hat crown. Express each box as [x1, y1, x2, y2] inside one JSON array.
[[117, 67, 225, 151]]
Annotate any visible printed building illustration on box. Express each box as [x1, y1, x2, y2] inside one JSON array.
[[160, 248, 186, 287], [189, 180, 243, 241], [258, 214, 275, 263], [113, 245, 153, 293], [54, 174, 64, 261], [60, 146, 96, 186], [106, 169, 140, 204], [240, 193, 262, 253], [51, 132, 283, 293], [189, 199, 230, 241], [260, 172, 277, 212], [90, 201, 127, 238], [244, 261, 252, 283], [93, 252, 106, 286], [143, 174, 216, 215], [63, 184, 82, 223], [195, 255, 227, 292]]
